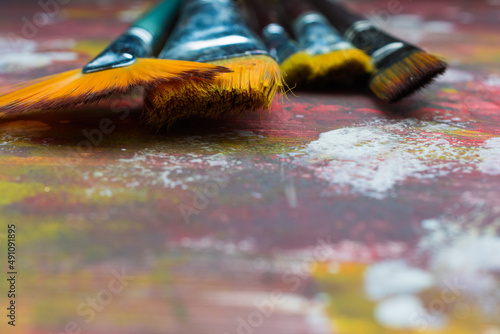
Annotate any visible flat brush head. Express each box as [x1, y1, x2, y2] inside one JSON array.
[[0, 59, 229, 116], [369, 50, 447, 102], [143, 55, 284, 128], [306, 48, 373, 87], [287, 11, 373, 88], [279, 51, 313, 87]]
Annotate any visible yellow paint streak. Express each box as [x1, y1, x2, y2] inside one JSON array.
[[61, 8, 108, 19], [311, 261, 500, 334], [0, 156, 72, 167], [0, 181, 43, 206]]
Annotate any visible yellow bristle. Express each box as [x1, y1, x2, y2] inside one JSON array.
[[280, 48, 373, 88], [369, 51, 447, 102], [308, 48, 373, 84], [0, 58, 229, 116], [279, 51, 313, 87], [143, 54, 284, 128]]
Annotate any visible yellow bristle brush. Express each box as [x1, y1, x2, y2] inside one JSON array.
[[277, 0, 373, 88], [143, 0, 284, 128], [310, 0, 447, 102], [0, 0, 229, 116]]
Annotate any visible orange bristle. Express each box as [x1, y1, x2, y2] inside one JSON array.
[[143, 55, 284, 128], [369, 51, 447, 102], [0, 59, 230, 116]]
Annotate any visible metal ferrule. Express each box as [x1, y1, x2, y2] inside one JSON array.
[[159, 0, 269, 62], [293, 11, 353, 56], [82, 27, 154, 74], [344, 20, 419, 66], [261, 24, 300, 64]]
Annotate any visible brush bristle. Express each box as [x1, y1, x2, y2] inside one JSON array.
[[280, 51, 313, 87], [308, 48, 373, 85], [143, 55, 284, 128], [280, 48, 373, 88], [369, 50, 447, 102], [0, 59, 230, 116]]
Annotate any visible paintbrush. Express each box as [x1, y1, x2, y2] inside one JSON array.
[[310, 0, 447, 102], [246, 0, 312, 87], [0, 0, 229, 116], [143, 0, 284, 128], [278, 0, 373, 88]]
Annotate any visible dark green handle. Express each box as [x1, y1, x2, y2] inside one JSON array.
[[83, 0, 183, 73], [132, 0, 183, 52]]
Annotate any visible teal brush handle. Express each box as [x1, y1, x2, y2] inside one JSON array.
[[83, 0, 182, 74], [132, 0, 183, 54]]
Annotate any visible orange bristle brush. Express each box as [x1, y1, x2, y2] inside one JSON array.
[[0, 0, 229, 116], [143, 0, 284, 129], [310, 0, 447, 102]]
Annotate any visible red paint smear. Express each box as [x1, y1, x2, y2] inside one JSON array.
[[309, 104, 344, 113]]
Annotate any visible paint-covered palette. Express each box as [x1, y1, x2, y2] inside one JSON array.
[[0, 0, 500, 333]]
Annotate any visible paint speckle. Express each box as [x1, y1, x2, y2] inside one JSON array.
[[364, 261, 435, 301], [480, 137, 500, 175], [0, 52, 78, 74], [484, 74, 500, 86], [300, 119, 490, 198], [0, 36, 37, 53], [251, 192, 263, 199], [436, 68, 474, 83], [374, 294, 442, 329]]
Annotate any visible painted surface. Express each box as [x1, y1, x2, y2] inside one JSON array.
[[1, 0, 500, 333]]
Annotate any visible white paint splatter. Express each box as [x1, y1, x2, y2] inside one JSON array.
[[374, 294, 444, 329], [423, 21, 455, 34], [484, 74, 500, 86], [206, 290, 310, 313], [300, 120, 485, 198], [0, 36, 37, 53], [435, 68, 474, 83], [417, 194, 500, 314], [0, 52, 78, 74], [379, 15, 455, 44], [480, 137, 500, 175], [364, 261, 435, 301], [82, 131, 262, 192], [178, 236, 255, 254]]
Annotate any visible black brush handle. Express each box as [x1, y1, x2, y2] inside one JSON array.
[[310, 0, 419, 63]]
